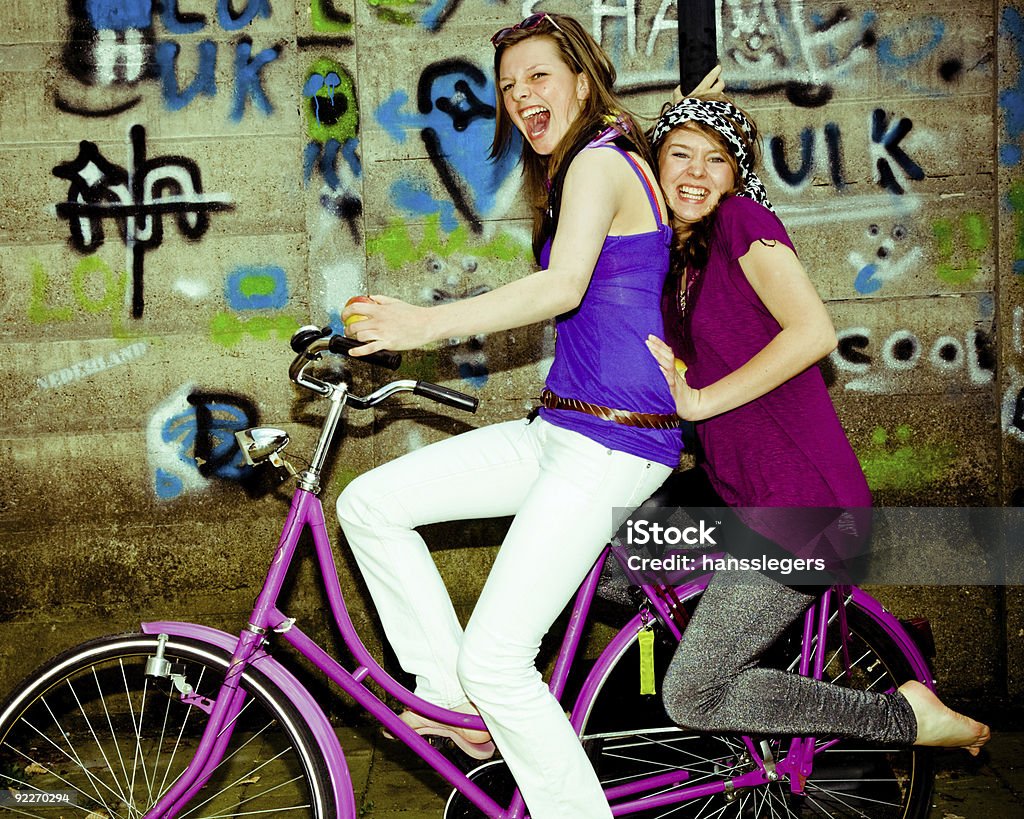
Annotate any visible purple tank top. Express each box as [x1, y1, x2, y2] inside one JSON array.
[[539, 135, 683, 467]]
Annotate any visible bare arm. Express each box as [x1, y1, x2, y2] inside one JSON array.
[[342, 148, 631, 355], [648, 240, 837, 421]]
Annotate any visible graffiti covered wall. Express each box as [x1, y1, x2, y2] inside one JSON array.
[[0, 0, 1020, 702]]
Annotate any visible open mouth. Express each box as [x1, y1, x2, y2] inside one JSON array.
[[520, 105, 551, 140], [676, 185, 710, 205]]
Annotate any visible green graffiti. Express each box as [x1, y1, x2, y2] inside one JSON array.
[[305, 58, 358, 143], [240, 274, 278, 298], [71, 256, 124, 314], [327, 466, 364, 501], [932, 212, 989, 285], [1008, 180, 1024, 275], [29, 260, 73, 323], [310, 0, 352, 32], [29, 256, 131, 336], [394, 348, 441, 382], [367, 215, 529, 271], [858, 424, 956, 491], [211, 313, 301, 348], [363, 0, 420, 26]]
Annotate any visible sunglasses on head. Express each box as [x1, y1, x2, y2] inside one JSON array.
[[491, 12, 565, 47]]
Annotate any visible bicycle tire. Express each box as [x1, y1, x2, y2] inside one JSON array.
[[0, 632, 336, 818], [576, 586, 935, 819]]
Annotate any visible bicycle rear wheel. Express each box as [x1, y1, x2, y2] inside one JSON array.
[[0, 633, 335, 818], [578, 589, 934, 819]]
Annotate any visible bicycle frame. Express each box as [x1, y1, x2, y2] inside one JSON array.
[[140, 335, 936, 819]]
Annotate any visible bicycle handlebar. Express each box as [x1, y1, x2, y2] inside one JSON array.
[[413, 381, 479, 413], [328, 334, 403, 371], [289, 325, 479, 414]]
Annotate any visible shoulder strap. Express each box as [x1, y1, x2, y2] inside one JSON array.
[[586, 140, 667, 228]]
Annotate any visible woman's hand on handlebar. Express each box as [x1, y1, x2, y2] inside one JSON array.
[[341, 294, 436, 356]]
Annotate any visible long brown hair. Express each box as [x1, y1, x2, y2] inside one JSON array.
[[489, 14, 654, 256]]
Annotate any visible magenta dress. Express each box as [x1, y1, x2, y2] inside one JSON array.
[[662, 196, 871, 563]]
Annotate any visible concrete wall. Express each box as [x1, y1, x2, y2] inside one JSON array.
[[0, 0, 1020, 714]]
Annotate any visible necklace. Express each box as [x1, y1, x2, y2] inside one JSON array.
[[677, 264, 702, 320]]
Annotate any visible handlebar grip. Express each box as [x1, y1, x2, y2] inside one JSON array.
[[413, 381, 479, 413], [328, 335, 402, 371]]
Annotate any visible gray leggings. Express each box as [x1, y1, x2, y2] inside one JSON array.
[[663, 570, 917, 744]]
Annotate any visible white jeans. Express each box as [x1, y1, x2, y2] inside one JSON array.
[[337, 417, 671, 819]]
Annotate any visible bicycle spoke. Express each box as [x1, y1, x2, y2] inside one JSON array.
[[156, 662, 206, 799], [3, 727, 126, 816], [179, 740, 302, 817], [66, 673, 133, 810], [39, 694, 113, 809], [573, 591, 932, 819], [0, 638, 329, 818], [93, 664, 135, 808]]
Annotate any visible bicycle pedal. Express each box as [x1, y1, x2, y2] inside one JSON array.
[[427, 735, 500, 772]]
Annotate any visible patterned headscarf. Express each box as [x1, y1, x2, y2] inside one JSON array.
[[650, 98, 773, 212]]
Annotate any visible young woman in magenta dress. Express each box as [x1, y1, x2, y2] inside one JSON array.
[[645, 81, 989, 754]]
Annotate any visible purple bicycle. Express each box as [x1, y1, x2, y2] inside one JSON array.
[[0, 326, 937, 818]]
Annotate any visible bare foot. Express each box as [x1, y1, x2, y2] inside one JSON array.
[[446, 701, 492, 744], [383, 704, 495, 760], [899, 681, 990, 755]]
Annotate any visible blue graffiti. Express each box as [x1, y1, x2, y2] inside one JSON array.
[[876, 17, 944, 69], [305, 141, 335, 188], [157, 392, 258, 498], [303, 138, 361, 190], [218, 0, 272, 30], [854, 264, 882, 295], [419, 0, 458, 31], [392, 178, 460, 233], [1000, 7, 1024, 166], [155, 41, 217, 110], [160, 404, 248, 489], [231, 39, 280, 120], [160, 0, 205, 33], [152, 38, 279, 119], [377, 90, 417, 143], [86, 0, 152, 29], [871, 109, 924, 194], [226, 266, 288, 310], [341, 138, 361, 176], [159, 0, 271, 32], [304, 71, 342, 125], [155, 468, 184, 500], [375, 60, 520, 230]]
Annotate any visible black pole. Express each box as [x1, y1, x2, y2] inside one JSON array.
[[678, 0, 717, 94]]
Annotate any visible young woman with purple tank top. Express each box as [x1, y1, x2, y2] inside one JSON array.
[[644, 83, 990, 755], [337, 14, 683, 818]]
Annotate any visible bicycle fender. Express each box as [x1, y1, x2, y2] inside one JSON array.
[[142, 620, 356, 817]]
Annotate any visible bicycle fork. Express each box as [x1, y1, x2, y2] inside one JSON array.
[[142, 629, 266, 819]]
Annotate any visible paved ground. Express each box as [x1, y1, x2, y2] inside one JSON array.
[[928, 730, 1024, 818], [342, 719, 1024, 817]]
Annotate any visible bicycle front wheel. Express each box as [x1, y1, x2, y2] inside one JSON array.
[[0, 632, 335, 818], [577, 588, 934, 819]]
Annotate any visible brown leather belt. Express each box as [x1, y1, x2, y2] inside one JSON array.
[[540, 388, 680, 430]]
